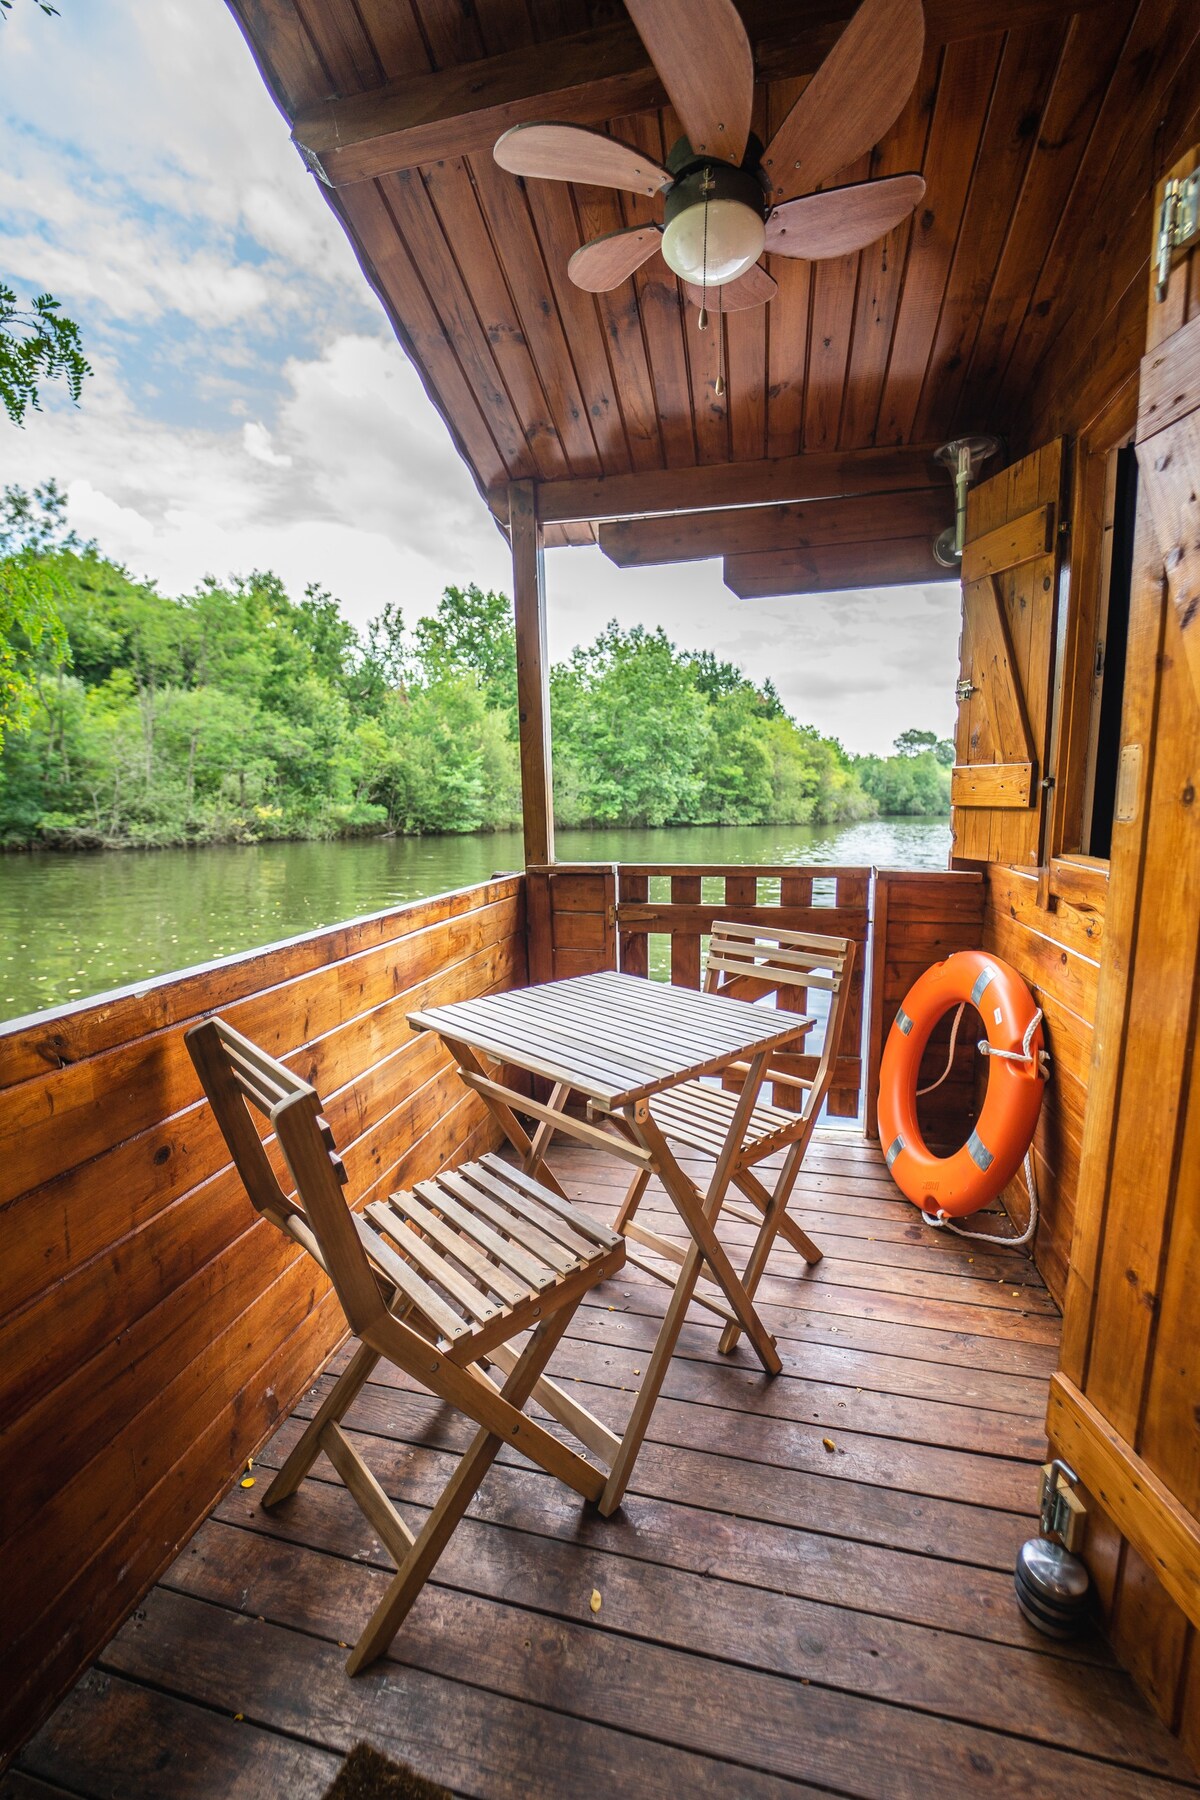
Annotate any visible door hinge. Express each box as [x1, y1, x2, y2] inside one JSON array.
[[1155, 170, 1200, 302], [955, 679, 977, 703]]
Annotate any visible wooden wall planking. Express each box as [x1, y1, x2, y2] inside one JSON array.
[[0, 878, 526, 1764], [979, 866, 1100, 1305], [1043, 160, 1200, 1763], [525, 865, 617, 984]]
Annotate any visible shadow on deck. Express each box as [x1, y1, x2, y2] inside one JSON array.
[[9, 1136, 1196, 1799]]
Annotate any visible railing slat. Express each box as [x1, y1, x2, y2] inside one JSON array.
[[669, 875, 703, 988]]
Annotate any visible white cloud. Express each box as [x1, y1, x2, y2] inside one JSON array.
[[10, 331, 511, 625], [242, 421, 292, 469]]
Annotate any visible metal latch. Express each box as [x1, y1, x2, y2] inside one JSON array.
[[1155, 170, 1200, 301], [1038, 1459, 1087, 1553], [955, 679, 977, 702]]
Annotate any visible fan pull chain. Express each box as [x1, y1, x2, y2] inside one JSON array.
[[715, 286, 726, 398], [698, 174, 711, 330]]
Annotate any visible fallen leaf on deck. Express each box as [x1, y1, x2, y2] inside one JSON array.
[[590, 1589, 602, 1614], [240, 1477, 255, 1489], [822, 1437, 836, 1453]]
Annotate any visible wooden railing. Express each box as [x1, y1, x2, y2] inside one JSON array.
[[527, 864, 870, 1117], [0, 877, 526, 1761]]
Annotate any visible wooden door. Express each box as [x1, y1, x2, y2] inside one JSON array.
[[952, 441, 1065, 868], [1048, 147, 1200, 1755]]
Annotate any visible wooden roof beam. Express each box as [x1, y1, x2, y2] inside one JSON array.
[[724, 539, 948, 598], [601, 487, 948, 567], [535, 445, 942, 527], [292, 0, 1109, 188]]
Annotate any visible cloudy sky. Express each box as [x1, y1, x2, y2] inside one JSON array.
[[1, 0, 960, 755]]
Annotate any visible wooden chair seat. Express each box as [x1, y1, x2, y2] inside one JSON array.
[[357, 1152, 623, 1364], [648, 1079, 804, 1159], [186, 1016, 623, 1676]]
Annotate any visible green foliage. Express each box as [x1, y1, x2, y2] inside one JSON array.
[[0, 482, 82, 742], [853, 726, 953, 817], [0, 491, 951, 848], [0, 287, 90, 428]]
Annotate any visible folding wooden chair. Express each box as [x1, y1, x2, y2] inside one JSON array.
[[186, 1016, 624, 1673], [615, 922, 855, 1353]]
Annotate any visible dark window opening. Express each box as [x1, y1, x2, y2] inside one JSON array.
[[1087, 444, 1137, 858]]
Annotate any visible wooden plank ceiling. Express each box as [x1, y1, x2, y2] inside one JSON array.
[[228, 0, 1180, 594]]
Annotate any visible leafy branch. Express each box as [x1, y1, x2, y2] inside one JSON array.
[[0, 287, 91, 426]]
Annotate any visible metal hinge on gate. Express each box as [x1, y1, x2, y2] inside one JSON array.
[[955, 679, 977, 702], [1155, 170, 1200, 301]]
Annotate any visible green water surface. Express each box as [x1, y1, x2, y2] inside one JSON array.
[[0, 817, 950, 1022]]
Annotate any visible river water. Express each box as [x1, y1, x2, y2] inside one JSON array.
[[0, 817, 950, 1022]]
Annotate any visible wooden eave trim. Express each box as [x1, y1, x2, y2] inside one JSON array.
[[598, 485, 947, 567], [290, 0, 1113, 188], [292, 20, 664, 186], [534, 446, 943, 527]]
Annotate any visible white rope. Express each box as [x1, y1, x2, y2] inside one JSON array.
[[917, 1001, 966, 1096], [978, 1006, 1050, 1076], [921, 1147, 1040, 1248], [917, 1007, 1048, 1247]]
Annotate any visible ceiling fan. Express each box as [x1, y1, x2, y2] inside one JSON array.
[[493, 0, 926, 333]]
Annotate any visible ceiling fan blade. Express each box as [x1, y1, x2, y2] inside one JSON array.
[[761, 0, 925, 203], [494, 123, 672, 197], [623, 0, 753, 166], [764, 174, 925, 261], [682, 264, 778, 313], [569, 225, 663, 292]]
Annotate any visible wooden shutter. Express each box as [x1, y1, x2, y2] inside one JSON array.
[[951, 441, 1064, 867]]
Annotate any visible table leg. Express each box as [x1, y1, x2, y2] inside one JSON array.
[[635, 1108, 781, 1373], [441, 1037, 570, 1200], [599, 1053, 781, 1514]]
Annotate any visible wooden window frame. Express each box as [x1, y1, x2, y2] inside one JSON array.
[[1043, 379, 1138, 908]]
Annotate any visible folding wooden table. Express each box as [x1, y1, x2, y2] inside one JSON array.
[[408, 970, 815, 1513]]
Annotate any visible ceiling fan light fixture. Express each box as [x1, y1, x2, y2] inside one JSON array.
[[660, 158, 766, 288], [662, 198, 765, 286]]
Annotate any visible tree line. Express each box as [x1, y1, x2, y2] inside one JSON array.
[[0, 484, 952, 850]]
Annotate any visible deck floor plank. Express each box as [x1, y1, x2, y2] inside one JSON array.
[[10, 1135, 1196, 1799]]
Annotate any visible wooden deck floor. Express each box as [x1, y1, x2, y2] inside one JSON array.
[[9, 1135, 1198, 1799]]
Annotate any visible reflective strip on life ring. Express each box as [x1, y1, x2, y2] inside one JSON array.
[[877, 950, 1046, 1219]]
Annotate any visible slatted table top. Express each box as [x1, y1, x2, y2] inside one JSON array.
[[408, 971, 815, 1111]]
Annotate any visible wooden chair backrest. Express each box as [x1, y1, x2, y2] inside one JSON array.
[[704, 921, 857, 1120], [186, 1017, 386, 1339]]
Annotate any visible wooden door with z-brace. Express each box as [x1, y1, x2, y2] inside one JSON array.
[[952, 440, 1066, 870]]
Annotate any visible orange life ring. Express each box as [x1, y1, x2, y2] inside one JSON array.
[[877, 951, 1046, 1219]]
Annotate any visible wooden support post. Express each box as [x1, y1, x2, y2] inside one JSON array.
[[509, 481, 554, 869]]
